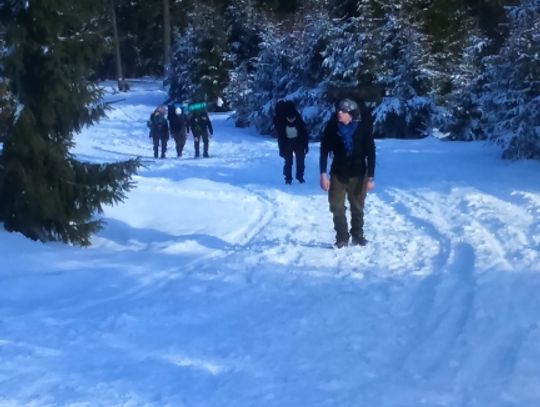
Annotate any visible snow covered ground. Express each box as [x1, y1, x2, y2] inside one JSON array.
[[1, 78, 539, 407]]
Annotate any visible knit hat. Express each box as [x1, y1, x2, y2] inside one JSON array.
[[337, 98, 359, 116]]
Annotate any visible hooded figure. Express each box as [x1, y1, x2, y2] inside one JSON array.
[[149, 105, 169, 158], [168, 104, 187, 158], [187, 109, 213, 158], [274, 100, 309, 184]]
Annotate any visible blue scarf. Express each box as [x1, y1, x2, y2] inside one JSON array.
[[337, 121, 358, 156]]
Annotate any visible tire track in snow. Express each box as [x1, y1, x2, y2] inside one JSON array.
[[398, 243, 477, 377], [382, 188, 453, 273], [384, 186, 539, 274]]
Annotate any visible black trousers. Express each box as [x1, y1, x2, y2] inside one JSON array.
[[172, 131, 187, 157], [152, 136, 168, 158], [281, 138, 305, 181], [193, 132, 209, 157]]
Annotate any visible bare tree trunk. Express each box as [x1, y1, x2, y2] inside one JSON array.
[[110, 0, 127, 91], [163, 0, 171, 78]]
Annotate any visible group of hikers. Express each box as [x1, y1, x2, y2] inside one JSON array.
[[148, 103, 213, 159], [147, 97, 376, 249]]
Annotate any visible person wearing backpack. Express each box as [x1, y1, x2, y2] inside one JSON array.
[[319, 98, 376, 248], [188, 109, 213, 158], [274, 100, 309, 184], [168, 103, 187, 158], [148, 105, 169, 159]]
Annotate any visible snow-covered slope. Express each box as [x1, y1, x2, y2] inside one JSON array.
[[1, 79, 539, 407]]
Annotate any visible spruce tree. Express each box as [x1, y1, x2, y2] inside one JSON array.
[[168, 24, 198, 102], [0, 0, 140, 246], [440, 28, 490, 141], [168, 3, 229, 103], [1, 22, 15, 142], [373, 1, 436, 138], [481, 0, 540, 159], [224, 0, 262, 126], [190, 4, 229, 102]]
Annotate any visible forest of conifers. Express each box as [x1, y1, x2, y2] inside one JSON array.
[[1, 0, 539, 158]]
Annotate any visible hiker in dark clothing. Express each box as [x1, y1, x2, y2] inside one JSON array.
[[149, 105, 169, 158], [168, 104, 187, 158], [188, 110, 213, 158], [274, 100, 309, 184], [319, 98, 376, 248]]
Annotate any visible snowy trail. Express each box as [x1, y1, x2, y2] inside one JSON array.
[[1, 80, 539, 407]]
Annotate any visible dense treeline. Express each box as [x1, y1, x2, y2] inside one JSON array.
[[162, 0, 538, 159], [2, 0, 538, 159]]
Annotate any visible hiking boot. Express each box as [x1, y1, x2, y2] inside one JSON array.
[[351, 236, 368, 246], [334, 240, 349, 249], [285, 178, 292, 185], [297, 177, 305, 183], [203, 152, 209, 158]]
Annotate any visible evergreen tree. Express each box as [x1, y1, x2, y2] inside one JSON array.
[[0, 0, 140, 246], [481, 0, 540, 159], [224, 0, 262, 126], [1, 22, 15, 142], [168, 24, 198, 102], [423, 0, 479, 99], [373, 1, 436, 138], [244, 1, 338, 135], [192, 8, 229, 102], [320, 0, 381, 92], [168, 3, 229, 103], [247, 22, 288, 134], [439, 27, 490, 140]]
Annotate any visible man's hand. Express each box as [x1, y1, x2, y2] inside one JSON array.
[[320, 173, 330, 191]]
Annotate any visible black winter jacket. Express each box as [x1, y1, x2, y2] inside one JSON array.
[[319, 116, 376, 182], [168, 106, 187, 135], [188, 112, 213, 136], [149, 112, 169, 140], [275, 114, 309, 152]]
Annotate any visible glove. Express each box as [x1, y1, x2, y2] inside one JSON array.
[[304, 145, 309, 155]]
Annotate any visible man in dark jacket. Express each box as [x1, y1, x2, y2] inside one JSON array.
[[168, 104, 187, 158], [149, 105, 169, 158], [188, 110, 213, 158], [319, 98, 376, 248], [274, 100, 309, 184]]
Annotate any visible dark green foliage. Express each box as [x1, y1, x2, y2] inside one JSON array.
[[255, 0, 299, 13], [480, 0, 540, 159], [168, 3, 230, 104], [0, 0, 140, 246]]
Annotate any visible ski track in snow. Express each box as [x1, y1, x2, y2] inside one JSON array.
[[1, 80, 540, 407]]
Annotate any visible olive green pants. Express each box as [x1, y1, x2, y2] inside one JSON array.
[[328, 175, 368, 242]]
